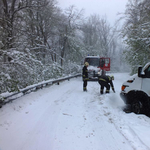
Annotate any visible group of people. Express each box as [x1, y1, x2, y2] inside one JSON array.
[[82, 62, 115, 94]]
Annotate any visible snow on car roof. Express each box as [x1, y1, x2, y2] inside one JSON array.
[[85, 56, 100, 58]]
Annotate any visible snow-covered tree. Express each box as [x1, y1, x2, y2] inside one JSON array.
[[81, 14, 124, 72], [0, 0, 126, 94], [122, 0, 150, 74]]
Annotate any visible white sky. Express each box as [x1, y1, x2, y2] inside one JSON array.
[[57, 0, 129, 25]]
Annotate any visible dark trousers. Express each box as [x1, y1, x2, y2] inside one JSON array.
[[98, 80, 110, 94], [83, 80, 87, 90]]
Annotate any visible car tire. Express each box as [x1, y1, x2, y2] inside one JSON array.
[[127, 91, 149, 115], [131, 100, 142, 114]]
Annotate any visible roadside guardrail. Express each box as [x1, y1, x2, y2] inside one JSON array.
[[0, 74, 81, 108]]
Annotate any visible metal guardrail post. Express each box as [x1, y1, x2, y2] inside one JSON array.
[[0, 74, 81, 107]]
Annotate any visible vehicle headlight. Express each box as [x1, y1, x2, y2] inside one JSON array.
[[121, 85, 129, 91]]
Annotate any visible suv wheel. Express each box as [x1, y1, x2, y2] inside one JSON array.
[[131, 100, 142, 114]]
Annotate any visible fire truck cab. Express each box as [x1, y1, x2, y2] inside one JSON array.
[[84, 56, 110, 81]]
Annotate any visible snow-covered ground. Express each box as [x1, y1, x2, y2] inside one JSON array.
[[0, 73, 150, 150]]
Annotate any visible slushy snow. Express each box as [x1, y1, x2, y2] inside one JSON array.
[[0, 73, 150, 150]]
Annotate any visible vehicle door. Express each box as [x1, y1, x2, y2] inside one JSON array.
[[141, 65, 150, 96], [100, 58, 110, 71]]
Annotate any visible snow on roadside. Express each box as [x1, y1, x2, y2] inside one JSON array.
[[0, 73, 150, 150], [101, 93, 150, 150], [85, 73, 150, 149]]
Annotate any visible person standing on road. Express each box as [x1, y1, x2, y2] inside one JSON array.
[[82, 62, 89, 91], [98, 70, 115, 94]]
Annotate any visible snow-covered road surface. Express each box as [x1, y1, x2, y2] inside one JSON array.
[[0, 73, 150, 150]]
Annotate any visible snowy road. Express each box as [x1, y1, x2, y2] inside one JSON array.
[[0, 73, 150, 150]]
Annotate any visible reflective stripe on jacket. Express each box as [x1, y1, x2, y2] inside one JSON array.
[[82, 66, 88, 78], [98, 75, 114, 88]]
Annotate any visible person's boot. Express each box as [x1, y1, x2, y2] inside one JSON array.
[[83, 87, 87, 91], [106, 90, 110, 93], [100, 89, 103, 94]]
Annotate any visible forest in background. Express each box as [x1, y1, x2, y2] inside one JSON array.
[[0, 0, 150, 94], [122, 0, 150, 74]]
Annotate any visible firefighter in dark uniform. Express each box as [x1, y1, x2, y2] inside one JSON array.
[[82, 62, 89, 91], [98, 70, 115, 94]]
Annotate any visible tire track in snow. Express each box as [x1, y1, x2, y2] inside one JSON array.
[[110, 116, 150, 150], [100, 93, 150, 150]]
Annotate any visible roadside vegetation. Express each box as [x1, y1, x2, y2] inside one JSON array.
[[1, 0, 149, 94]]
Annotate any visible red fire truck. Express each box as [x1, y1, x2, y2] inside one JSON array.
[[99, 57, 110, 71], [84, 56, 110, 81]]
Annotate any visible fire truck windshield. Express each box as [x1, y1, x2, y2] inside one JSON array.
[[85, 57, 100, 67]]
